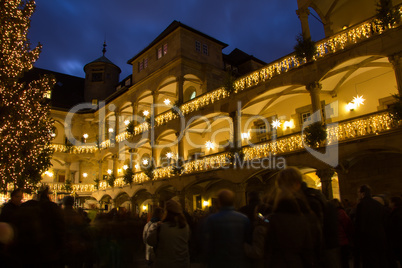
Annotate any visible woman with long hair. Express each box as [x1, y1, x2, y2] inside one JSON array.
[[147, 199, 190, 268]]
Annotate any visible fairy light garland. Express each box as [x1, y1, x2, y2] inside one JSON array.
[[0, 0, 55, 191]]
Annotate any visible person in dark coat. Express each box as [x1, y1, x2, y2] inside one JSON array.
[[203, 189, 251, 268], [10, 187, 65, 268], [0, 188, 23, 223], [332, 198, 353, 268], [355, 184, 389, 268]]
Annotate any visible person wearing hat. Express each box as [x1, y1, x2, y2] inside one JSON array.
[[147, 199, 190, 268]]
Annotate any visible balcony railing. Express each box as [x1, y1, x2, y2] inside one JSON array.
[[68, 110, 398, 192]]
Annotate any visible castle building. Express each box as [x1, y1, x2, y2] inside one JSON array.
[[32, 0, 402, 213]]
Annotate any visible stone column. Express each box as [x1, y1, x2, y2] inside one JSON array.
[[306, 82, 323, 122], [78, 160, 82, 183], [316, 168, 335, 200], [98, 160, 103, 181], [114, 111, 120, 136], [230, 111, 241, 151], [65, 162, 71, 183], [112, 154, 118, 177], [296, 7, 311, 40], [234, 183, 246, 209], [176, 131, 184, 160], [177, 76, 184, 105], [131, 196, 138, 216], [389, 53, 402, 96], [176, 190, 186, 211]]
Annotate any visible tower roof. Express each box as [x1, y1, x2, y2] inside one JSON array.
[[84, 42, 121, 73]]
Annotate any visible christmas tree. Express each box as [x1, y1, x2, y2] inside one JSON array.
[[0, 0, 55, 192]]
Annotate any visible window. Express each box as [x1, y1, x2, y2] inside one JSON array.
[[258, 124, 267, 134], [202, 44, 208, 55], [190, 91, 196, 100], [44, 90, 51, 99], [195, 41, 201, 52], [92, 72, 103, 82], [157, 47, 163, 59], [138, 58, 148, 72], [157, 43, 167, 59], [301, 112, 311, 123]]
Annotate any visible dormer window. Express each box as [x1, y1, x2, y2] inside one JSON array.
[[203, 44, 208, 55], [157, 43, 168, 59], [138, 58, 148, 72], [195, 41, 201, 52]]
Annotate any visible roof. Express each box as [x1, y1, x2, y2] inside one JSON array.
[[223, 48, 266, 66], [84, 55, 121, 73], [127, 20, 228, 64], [23, 67, 85, 110]]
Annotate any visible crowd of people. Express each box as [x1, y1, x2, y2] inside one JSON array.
[[1, 167, 402, 268]]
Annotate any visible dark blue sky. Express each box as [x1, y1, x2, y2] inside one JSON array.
[[28, 0, 325, 80]]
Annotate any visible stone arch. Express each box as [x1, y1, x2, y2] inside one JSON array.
[[183, 74, 203, 102]]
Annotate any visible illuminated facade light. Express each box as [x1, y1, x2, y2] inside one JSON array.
[[83, 133, 88, 139], [166, 152, 173, 158], [203, 200, 209, 207], [108, 128, 114, 133], [124, 120, 130, 125], [142, 159, 149, 165], [123, 165, 128, 170], [283, 120, 295, 129], [117, 168, 122, 174], [142, 205, 147, 211], [164, 99, 171, 105], [83, 173, 88, 178], [352, 95, 365, 107], [44, 171, 53, 177], [205, 141, 214, 149], [135, 164, 140, 170], [143, 110, 149, 116], [241, 132, 250, 139], [107, 169, 112, 175], [346, 102, 357, 111], [271, 119, 281, 129]]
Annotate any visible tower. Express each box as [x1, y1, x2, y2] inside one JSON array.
[[83, 42, 121, 103]]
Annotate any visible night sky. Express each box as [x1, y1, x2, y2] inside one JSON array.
[[28, 0, 325, 80]]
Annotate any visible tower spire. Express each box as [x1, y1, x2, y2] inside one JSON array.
[[102, 41, 107, 56]]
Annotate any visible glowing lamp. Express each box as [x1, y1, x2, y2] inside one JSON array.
[[164, 99, 171, 105], [83, 133, 88, 139], [346, 102, 356, 111], [203, 200, 209, 207], [241, 132, 250, 139], [142, 205, 147, 211], [271, 119, 281, 129], [352, 95, 365, 107], [108, 128, 114, 133], [123, 165, 128, 170], [124, 120, 130, 126], [83, 173, 88, 178], [107, 169, 112, 175], [143, 110, 149, 116], [205, 141, 214, 149]]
